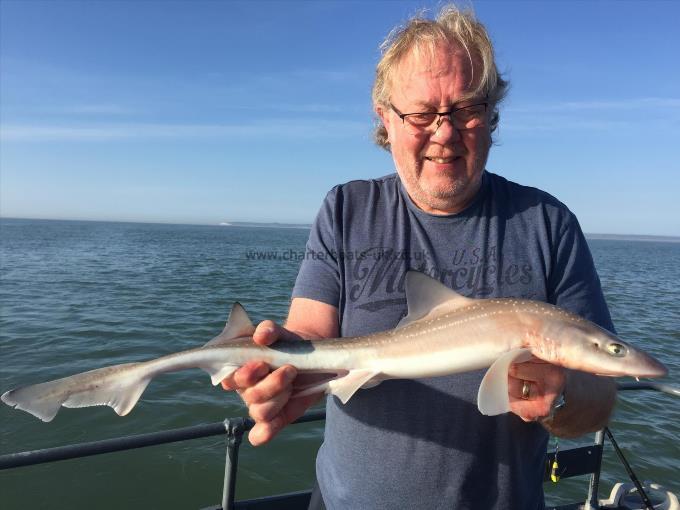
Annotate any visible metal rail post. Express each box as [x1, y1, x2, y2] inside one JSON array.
[[585, 429, 605, 510], [221, 417, 249, 510]]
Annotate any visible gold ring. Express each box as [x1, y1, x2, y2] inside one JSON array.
[[521, 380, 531, 400]]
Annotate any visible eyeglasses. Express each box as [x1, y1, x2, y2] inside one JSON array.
[[389, 101, 488, 135]]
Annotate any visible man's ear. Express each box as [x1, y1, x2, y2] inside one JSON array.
[[375, 104, 391, 131]]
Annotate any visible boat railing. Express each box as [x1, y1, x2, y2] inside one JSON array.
[[0, 382, 678, 510], [547, 382, 679, 510]]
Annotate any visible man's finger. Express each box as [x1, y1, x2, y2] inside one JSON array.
[[249, 414, 287, 446], [221, 361, 270, 390], [248, 395, 302, 446], [253, 320, 304, 346], [240, 365, 297, 405], [252, 320, 280, 346], [248, 387, 294, 422], [284, 392, 324, 421], [509, 361, 565, 388], [248, 392, 324, 446], [509, 362, 546, 382], [508, 375, 533, 401]]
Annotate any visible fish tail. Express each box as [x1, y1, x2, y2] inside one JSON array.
[[1, 362, 151, 422]]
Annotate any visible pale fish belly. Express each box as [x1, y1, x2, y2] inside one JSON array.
[[364, 321, 521, 379]]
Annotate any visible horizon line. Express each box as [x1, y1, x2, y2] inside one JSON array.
[[1, 216, 679, 240]]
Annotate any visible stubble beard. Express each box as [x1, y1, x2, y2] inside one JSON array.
[[402, 155, 486, 214]]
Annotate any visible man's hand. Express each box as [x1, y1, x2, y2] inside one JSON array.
[[508, 357, 566, 422], [508, 356, 617, 437], [220, 320, 323, 446]]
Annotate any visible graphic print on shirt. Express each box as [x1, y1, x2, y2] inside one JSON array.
[[344, 245, 536, 313]]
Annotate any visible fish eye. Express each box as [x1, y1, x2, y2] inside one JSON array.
[[607, 343, 627, 357]]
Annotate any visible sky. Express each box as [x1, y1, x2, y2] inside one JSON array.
[[1, 0, 679, 236]]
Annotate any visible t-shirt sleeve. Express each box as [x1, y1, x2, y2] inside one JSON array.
[[292, 189, 341, 307], [548, 212, 616, 333]]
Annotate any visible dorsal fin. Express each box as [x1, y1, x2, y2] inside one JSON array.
[[203, 302, 256, 347], [396, 271, 475, 328]]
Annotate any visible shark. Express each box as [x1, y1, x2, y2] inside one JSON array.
[[1, 271, 668, 422]]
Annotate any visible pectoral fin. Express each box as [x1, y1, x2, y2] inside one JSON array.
[[477, 348, 532, 416]]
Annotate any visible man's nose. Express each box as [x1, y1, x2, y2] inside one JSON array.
[[432, 115, 461, 142]]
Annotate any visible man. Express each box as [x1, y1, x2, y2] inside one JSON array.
[[222, 5, 617, 509]]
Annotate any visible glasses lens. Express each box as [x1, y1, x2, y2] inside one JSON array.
[[403, 113, 437, 134], [452, 104, 487, 130], [400, 103, 488, 134]]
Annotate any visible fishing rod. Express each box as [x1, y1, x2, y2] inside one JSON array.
[[604, 427, 654, 510]]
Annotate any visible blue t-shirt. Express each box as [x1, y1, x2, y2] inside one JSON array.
[[292, 171, 613, 510]]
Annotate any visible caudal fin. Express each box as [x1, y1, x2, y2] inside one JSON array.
[[1, 362, 151, 422]]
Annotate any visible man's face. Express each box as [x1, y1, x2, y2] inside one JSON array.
[[377, 43, 492, 215]]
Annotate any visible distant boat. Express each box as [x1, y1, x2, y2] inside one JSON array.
[[219, 222, 232, 226]]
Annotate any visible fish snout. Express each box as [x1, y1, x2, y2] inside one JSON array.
[[630, 353, 668, 378]]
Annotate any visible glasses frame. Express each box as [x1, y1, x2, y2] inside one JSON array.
[[389, 101, 489, 132]]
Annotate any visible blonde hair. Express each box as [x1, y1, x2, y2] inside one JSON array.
[[372, 4, 508, 149]]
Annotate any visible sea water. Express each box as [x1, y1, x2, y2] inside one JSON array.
[[0, 218, 678, 509]]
